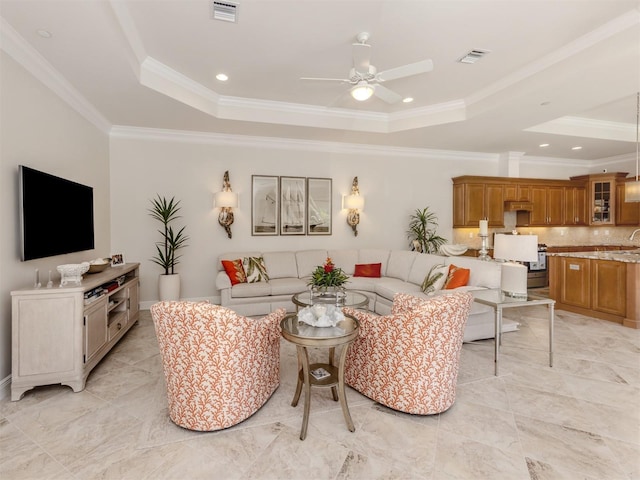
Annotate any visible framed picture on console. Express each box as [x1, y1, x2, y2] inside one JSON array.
[[307, 177, 332, 235], [252, 175, 279, 236], [111, 254, 125, 266], [280, 176, 306, 235]]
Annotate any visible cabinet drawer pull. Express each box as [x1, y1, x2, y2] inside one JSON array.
[[117, 322, 122, 330]]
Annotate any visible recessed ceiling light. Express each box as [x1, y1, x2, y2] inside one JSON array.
[[571, 146, 583, 150], [539, 143, 550, 147], [215, 73, 228, 82], [37, 29, 52, 38], [402, 97, 414, 103]]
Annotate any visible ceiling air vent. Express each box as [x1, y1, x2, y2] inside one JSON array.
[[458, 49, 490, 64], [211, 1, 239, 23]]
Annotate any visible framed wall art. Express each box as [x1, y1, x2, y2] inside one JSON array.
[[251, 175, 279, 236], [307, 177, 332, 235], [279, 176, 306, 235]]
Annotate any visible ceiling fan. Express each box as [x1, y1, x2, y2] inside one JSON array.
[[300, 32, 433, 104]]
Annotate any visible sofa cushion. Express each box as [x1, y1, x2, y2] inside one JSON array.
[[243, 256, 269, 283], [386, 250, 418, 281], [218, 252, 261, 272], [358, 249, 390, 276], [230, 281, 271, 298], [328, 249, 358, 275], [444, 256, 501, 288], [268, 277, 307, 296], [262, 251, 298, 279], [443, 264, 470, 289], [421, 264, 449, 293], [375, 278, 422, 302], [295, 250, 328, 278], [354, 263, 382, 278], [407, 254, 447, 286], [221, 259, 247, 285], [345, 276, 381, 292]]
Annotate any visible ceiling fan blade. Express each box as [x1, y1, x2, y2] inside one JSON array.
[[300, 77, 351, 83], [374, 84, 402, 104], [377, 59, 434, 82], [352, 42, 371, 74]]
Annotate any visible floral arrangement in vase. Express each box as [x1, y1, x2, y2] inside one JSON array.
[[308, 257, 349, 290]]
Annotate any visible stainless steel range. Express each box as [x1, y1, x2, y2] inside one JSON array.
[[525, 244, 548, 288]]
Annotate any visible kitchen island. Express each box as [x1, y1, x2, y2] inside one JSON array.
[[548, 249, 640, 328]]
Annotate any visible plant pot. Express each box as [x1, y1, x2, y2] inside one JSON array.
[[158, 274, 181, 301]]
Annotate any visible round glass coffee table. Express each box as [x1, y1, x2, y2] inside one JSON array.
[[280, 313, 359, 440], [292, 289, 369, 311]]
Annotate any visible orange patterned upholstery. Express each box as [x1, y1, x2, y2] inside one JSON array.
[[150, 301, 286, 431], [344, 292, 473, 415]]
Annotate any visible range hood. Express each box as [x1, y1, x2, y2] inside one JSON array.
[[504, 201, 533, 212]]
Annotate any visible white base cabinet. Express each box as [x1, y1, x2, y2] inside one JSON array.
[[11, 263, 140, 401]]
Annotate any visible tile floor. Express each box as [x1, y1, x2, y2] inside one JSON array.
[[1, 305, 639, 480]]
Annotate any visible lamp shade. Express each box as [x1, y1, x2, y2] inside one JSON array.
[[214, 191, 238, 208], [343, 194, 364, 210], [493, 234, 538, 262], [625, 180, 640, 202]]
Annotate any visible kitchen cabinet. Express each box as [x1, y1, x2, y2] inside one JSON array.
[[555, 257, 591, 308], [563, 185, 587, 225], [452, 181, 504, 227], [591, 260, 626, 317], [528, 186, 564, 226], [571, 172, 628, 225], [616, 181, 640, 226]]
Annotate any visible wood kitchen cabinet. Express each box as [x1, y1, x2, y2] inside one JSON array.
[[563, 184, 588, 225], [555, 256, 591, 308], [529, 185, 564, 226], [616, 181, 640, 226], [571, 172, 628, 225], [452, 181, 504, 227], [591, 259, 626, 317]]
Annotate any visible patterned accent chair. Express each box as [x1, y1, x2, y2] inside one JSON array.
[[150, 301, 286, 431], [343, 291, 473, 415]]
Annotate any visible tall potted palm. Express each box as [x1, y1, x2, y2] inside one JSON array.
[[407, 207, 447, 254], [149, 195, 189, 301]]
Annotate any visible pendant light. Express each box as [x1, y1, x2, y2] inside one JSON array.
[[625, 92, 640, 202]]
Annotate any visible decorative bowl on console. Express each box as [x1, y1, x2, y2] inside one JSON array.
[[439, 244, 468, 256], [57, 262, 90, 286], [87, 258, 111, 274]]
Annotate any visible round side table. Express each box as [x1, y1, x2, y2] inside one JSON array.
[[280, 313, 359, 440]]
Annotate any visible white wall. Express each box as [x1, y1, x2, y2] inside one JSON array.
[[109, 134, 507, 305], [0, 53, 110, 386]]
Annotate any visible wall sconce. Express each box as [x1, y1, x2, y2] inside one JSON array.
[[342, 177, 364, 236], [214, 171, 238, 239]]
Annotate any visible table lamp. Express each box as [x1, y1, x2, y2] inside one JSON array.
[[493, 234, 538, 299]]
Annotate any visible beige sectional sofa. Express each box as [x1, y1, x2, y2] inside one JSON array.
[[215, 248, 517, 342]]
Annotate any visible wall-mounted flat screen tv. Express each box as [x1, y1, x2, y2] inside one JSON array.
[[19, 165, 95, 261]]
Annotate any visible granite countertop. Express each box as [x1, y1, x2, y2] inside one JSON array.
[[546, 249, 640, 263]]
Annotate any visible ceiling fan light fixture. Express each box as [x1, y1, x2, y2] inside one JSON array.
[[351, 82, 374, 101]]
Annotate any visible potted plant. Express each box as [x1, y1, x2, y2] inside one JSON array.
[[149, 195, 189, 301], [308, 257, 349, 297], [407, 207, 447, 254]]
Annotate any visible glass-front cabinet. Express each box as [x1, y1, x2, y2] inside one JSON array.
[[591, 180, 612, 224]]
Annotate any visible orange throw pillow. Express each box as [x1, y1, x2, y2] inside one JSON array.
[[221, 259, 247, 286], [443, 264, 470, 289], [353, 263, 382, 278]]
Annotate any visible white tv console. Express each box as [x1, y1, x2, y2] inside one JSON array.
[[10, 263, 140, 401]]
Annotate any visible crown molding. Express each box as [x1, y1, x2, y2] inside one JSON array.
[[0, 17, 111, 133], [525, 115, 635, 142], [109, 125, 497, 162]]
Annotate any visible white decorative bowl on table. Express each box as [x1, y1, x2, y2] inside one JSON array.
[[57, 262, 90, 286], [440, 244, 468, 256]]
